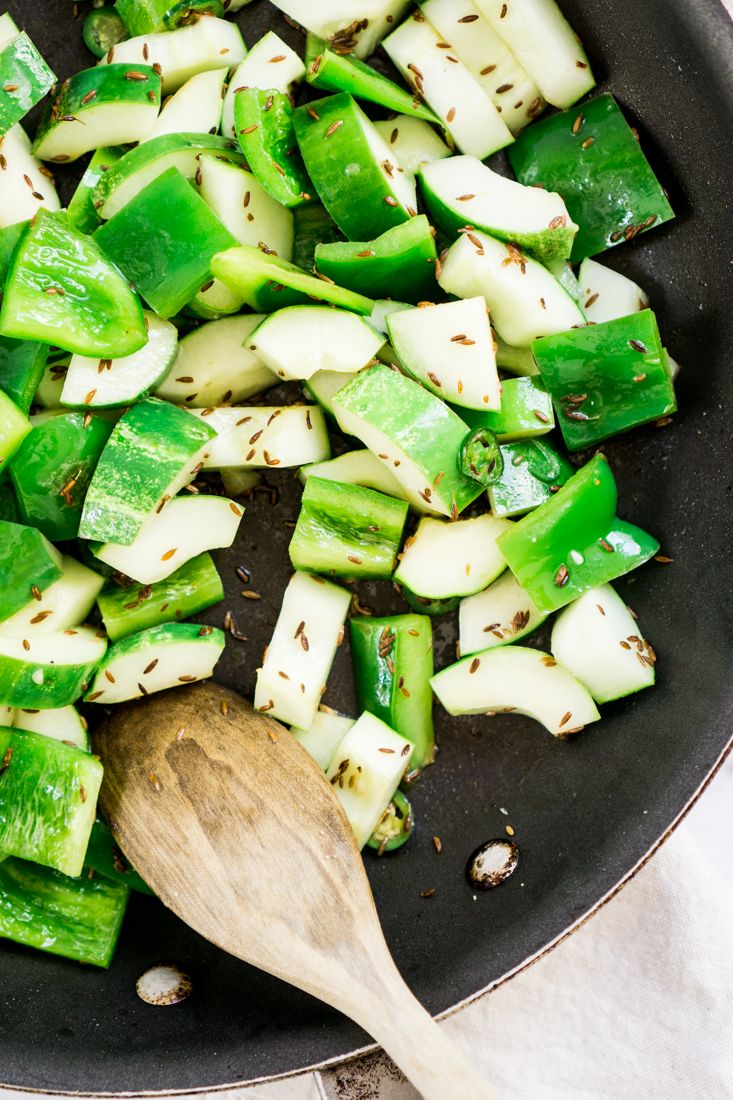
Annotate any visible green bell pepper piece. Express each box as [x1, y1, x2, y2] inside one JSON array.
[[456, 377, 554, 441], [533, 310, 676, 451], [508, 93, 675, 262], [0, 210, 147, 357], [0, 519, 62, 620], [84, 817, 152, 894], [0, 471, 19, 522], [497, 453, 659, 613], [0, 221, 26, 290], [95, 166, 237, 319], [292, 203, 342, 271], [0, 336, 48, 413], [9, 411, 114, 541], [487, 438, 574, 518], [314, 215, 438, 304], [350, 614, 435, 770], [66, 146, 124, 235], [116, 0, 223, 35], [0, 31, 55, 136], [0, 388, 30, 472], [234, 87, 313, 208], [366, 789, 413, 854]]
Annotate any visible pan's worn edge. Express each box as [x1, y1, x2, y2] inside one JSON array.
[[2, 729, 730, 1100]]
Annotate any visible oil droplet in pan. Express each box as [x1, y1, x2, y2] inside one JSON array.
[[467, 839, 519, 890], [136, 964, 192, 1006]]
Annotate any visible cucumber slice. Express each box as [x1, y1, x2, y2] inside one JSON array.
[[197, 154, 294, 261], [86, 621, 225, 704], [145, 66, 227, 141], [0, 125, 61, 227], [578, 258, 649, 324], [98, 16, 246, 93], [289, 707, 355, 770], [494, 335, 537, 377], [419, 155, 576, 264], [233, 88, 313, 209], [250, 306, 383, 382], [430, 645, 601, 736], [314, 216, 438, 304], [0, 520, 63, 621], [0, 331, 50, 414], [325, 712, 413, 849], [254, 570, 351, 729], [551, 584, 655, 704], [368, 299, 412, 336], [458, 569, 546, 655], [60, 313, 177, 409], [290, 477, 408, 579], [0, 210, 147, 358], [97, 552, 223, 641], [269, 0, 410, 59], [155, 315, 274, 407], [456, 376, 554, 441], [388, 297, 500, 411], [33, 64, 161, 164], [0, 388, 30, 471], [300, 449, 416, 507], [79, 397, 216, 546], [332, 361, 483, 517], [193, 405, 330, 471], [294, 94, 417, 242], [421, 0, 544, 134], [395, 513, 511, 599], [219, 468, 261, 497], [474, 0, 595, 109], [92, 495, 243, 585], [383, 13, 513, 158], [487, 437, 574, 518], [186, 276, 244, 320], [0, 14, 20, 48], [223, 30, 305, 137], [0, 555, 104, 638], [437, 228, 585, 347], [93, 132, 244, 220], [547, 257, 582, 303], [0, 30, 55, 137], [13, 705, 90, 752], [84, 816, 151, 894], [66, 146, 123, 234], [0, 626, 107, 709], [372, 115, 451, 178], [301, 368, 355, 419]]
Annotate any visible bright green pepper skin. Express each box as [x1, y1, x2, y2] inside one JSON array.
[[456, 377, 554, 442], [509, 94, 674, 262], [82, 7, 129, 58], [0, 221, 26, 289], [366, 789, 414, 854], [116, 0, 223, 35], [292, 203, 342, 271], [0, 211, 148, 357], [0, 520, 62, 620], [84, 817, 153, 895], [10, 412, 114, 541], [315, 215, 438, 304], [533, 310, 676, 451], [66, 146, 123, 235], [0, 388, 30, 471], [497, 454, 660, 613], [350, 614, 435, 769], [0, 32, 55, 136], [487, 438, 574, 518], [95, 167, 237, 319], [234, 88, 313, 208], [0, 472, 19, 523], [0, 336, 48, 413]]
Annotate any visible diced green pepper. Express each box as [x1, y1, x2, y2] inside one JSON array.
[[456, 377, 554, 441], [0, 31, 55, 136], [0, 388, 30, 472], [314, 215, 438, 304], [487, 438, 574, 518], [234, 88, 313, 208], [0, 519, 62, 619], [116, 0, 223, 35], [292, 203, 342, 271], [0, 336, 48, 413], [0, 472, 18, 522], [66, 146, 123, 234], [84, 817, 152, 894], [0, 220, 26, 289]]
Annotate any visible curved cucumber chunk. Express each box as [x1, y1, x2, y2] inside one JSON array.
[[250, 305, 383, 381], [300, 449, 415, 507], [0, 555, 104, 639], [198, 153, 294, 261], [116, 0, 224, 37], [223, 30, 305, 137], [578, 258, 649, 323], [66, 146, 124, 235], [61, 313, 177, 409], [13, 704, 90, 752], [268, 1, 409, 60], [195, 405, 330, 471], [315, 215, 438, 305], [0, 520, 62, 621], [372, 115, 451, 178], [395, 514, 511, 600], [0, 626, 107, 709], [458, 569, 547, 656], [0, 388, 30, 471], [154, 315, 274, 407], [145, 67, 226, 142], [289, 708, 355, 771], [0, 125, 60, 227]]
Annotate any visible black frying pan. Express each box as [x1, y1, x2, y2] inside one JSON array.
[[1, 0, 732, 1093]]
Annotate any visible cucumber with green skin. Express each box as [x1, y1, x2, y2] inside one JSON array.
[[350, 614, 435, 770], [332, 362, 484, 517], [84, 816, 152, 894], [233, 88, 313, 209], [186, 276, 244, 321], [0, 855, 129, 967], [0, 222, 27, 286], [9, 412, 114, 541], [0, 626, 107, 709], [292, 203, 342, 271], [290, 477, 408, 580], [0, 389, 30, 472], [0, 473, 19, 523], [145, 67, 227, 142], [267, 0, 410, 60], [486, 437, 574, 518], [0, 521, 63, 621], [495, 335, 537, 377], [458, 569, 546, 656], [293, 93, 417, 242], [314, 216, 438, 304], [0, 337, 49, 414], [300, 449, 417, 508], [455, 377, 554, 441], [223, 30, 305, 138], [85, 622, 226, 704], [97, 552, 223, 642], [116, 0, 223, 36], [578, 258, 649, 324], [66, 146, 123, 234], [249, 305, 384, 381], [0, 13, 19, 46], [372, 116, 451, 178], [60, 313, 178, 410], [395, 514, 512, 600], [289, 708, 355, 770], [155, 315, 275, 407], [13, 704, 90, 752], [95, 167, 238, 320], [33, 64, 161, 164], [78, 397, 216, 546], [92, 495, 243, 585], [301, 369, 355, 421], [419, 155, 576, 264], [0, 31, 55, 137], [0, 125, 61, 227], [197, 154, 294, 260], [0, 210, 148, 358], [193, 405, 330, 471], [0, 555, 104, 639], [0, 726, 103, 875]]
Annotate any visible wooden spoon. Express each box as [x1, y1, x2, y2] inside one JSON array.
[[96, 681, 500, 1100]]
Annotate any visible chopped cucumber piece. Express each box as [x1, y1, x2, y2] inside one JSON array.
[[250, 306, 383, 381], [0, 727, 102, 874], [0, 30, 55, 137], [13, 705, 90, 752], [289, 707, 355, 770], [300, 449, 415, 507], [269, 0, 410, 59], [551, 584, 656, 704], [186, 275, 244, 321], [0, 387, 30, 471], [97, 552, 223, 641], [254, 570, 351, 729], [116, 0, 223, 36], [0, 520, 62, 621], [383, 12, 513, 158], [388, 297, 500, 411], [420, 155, 576, 264], [66, 146, 123, 235], [0, 125, 61, 226], [198, 154, 294, 262], [233, 88, 312, 209], [456, 376, 554, 441], [61, 312, 177, 409], [93, 495, 243, 586], [219, 468, 261, 497], [0, 555, 104, 638], [314, 215, 438, 304], [0, 626, 107, 709], [458, 569, 546, 655], [367, 789, 413, 853], [487, 437, 573, 517], [145, 67, 227, 141], [155, 315, 274, 407], [578, 258, 649, 324], [494, 334, 538, 377], [290, 477, 408, 579], [325, 712, 413, 849], [86, 622, 225, 704], [193, 405, 330, 471], [79, 396, 216, 546], [301, 368, 356, 420], [372, 115, 451, 178], [223, 30, 305, 137], [395, 513, 511, 599], [0, 336, 50, 421], [84, 816, 152, 894]]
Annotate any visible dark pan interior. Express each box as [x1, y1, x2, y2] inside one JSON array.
[[1, 0, 732, 1093]]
